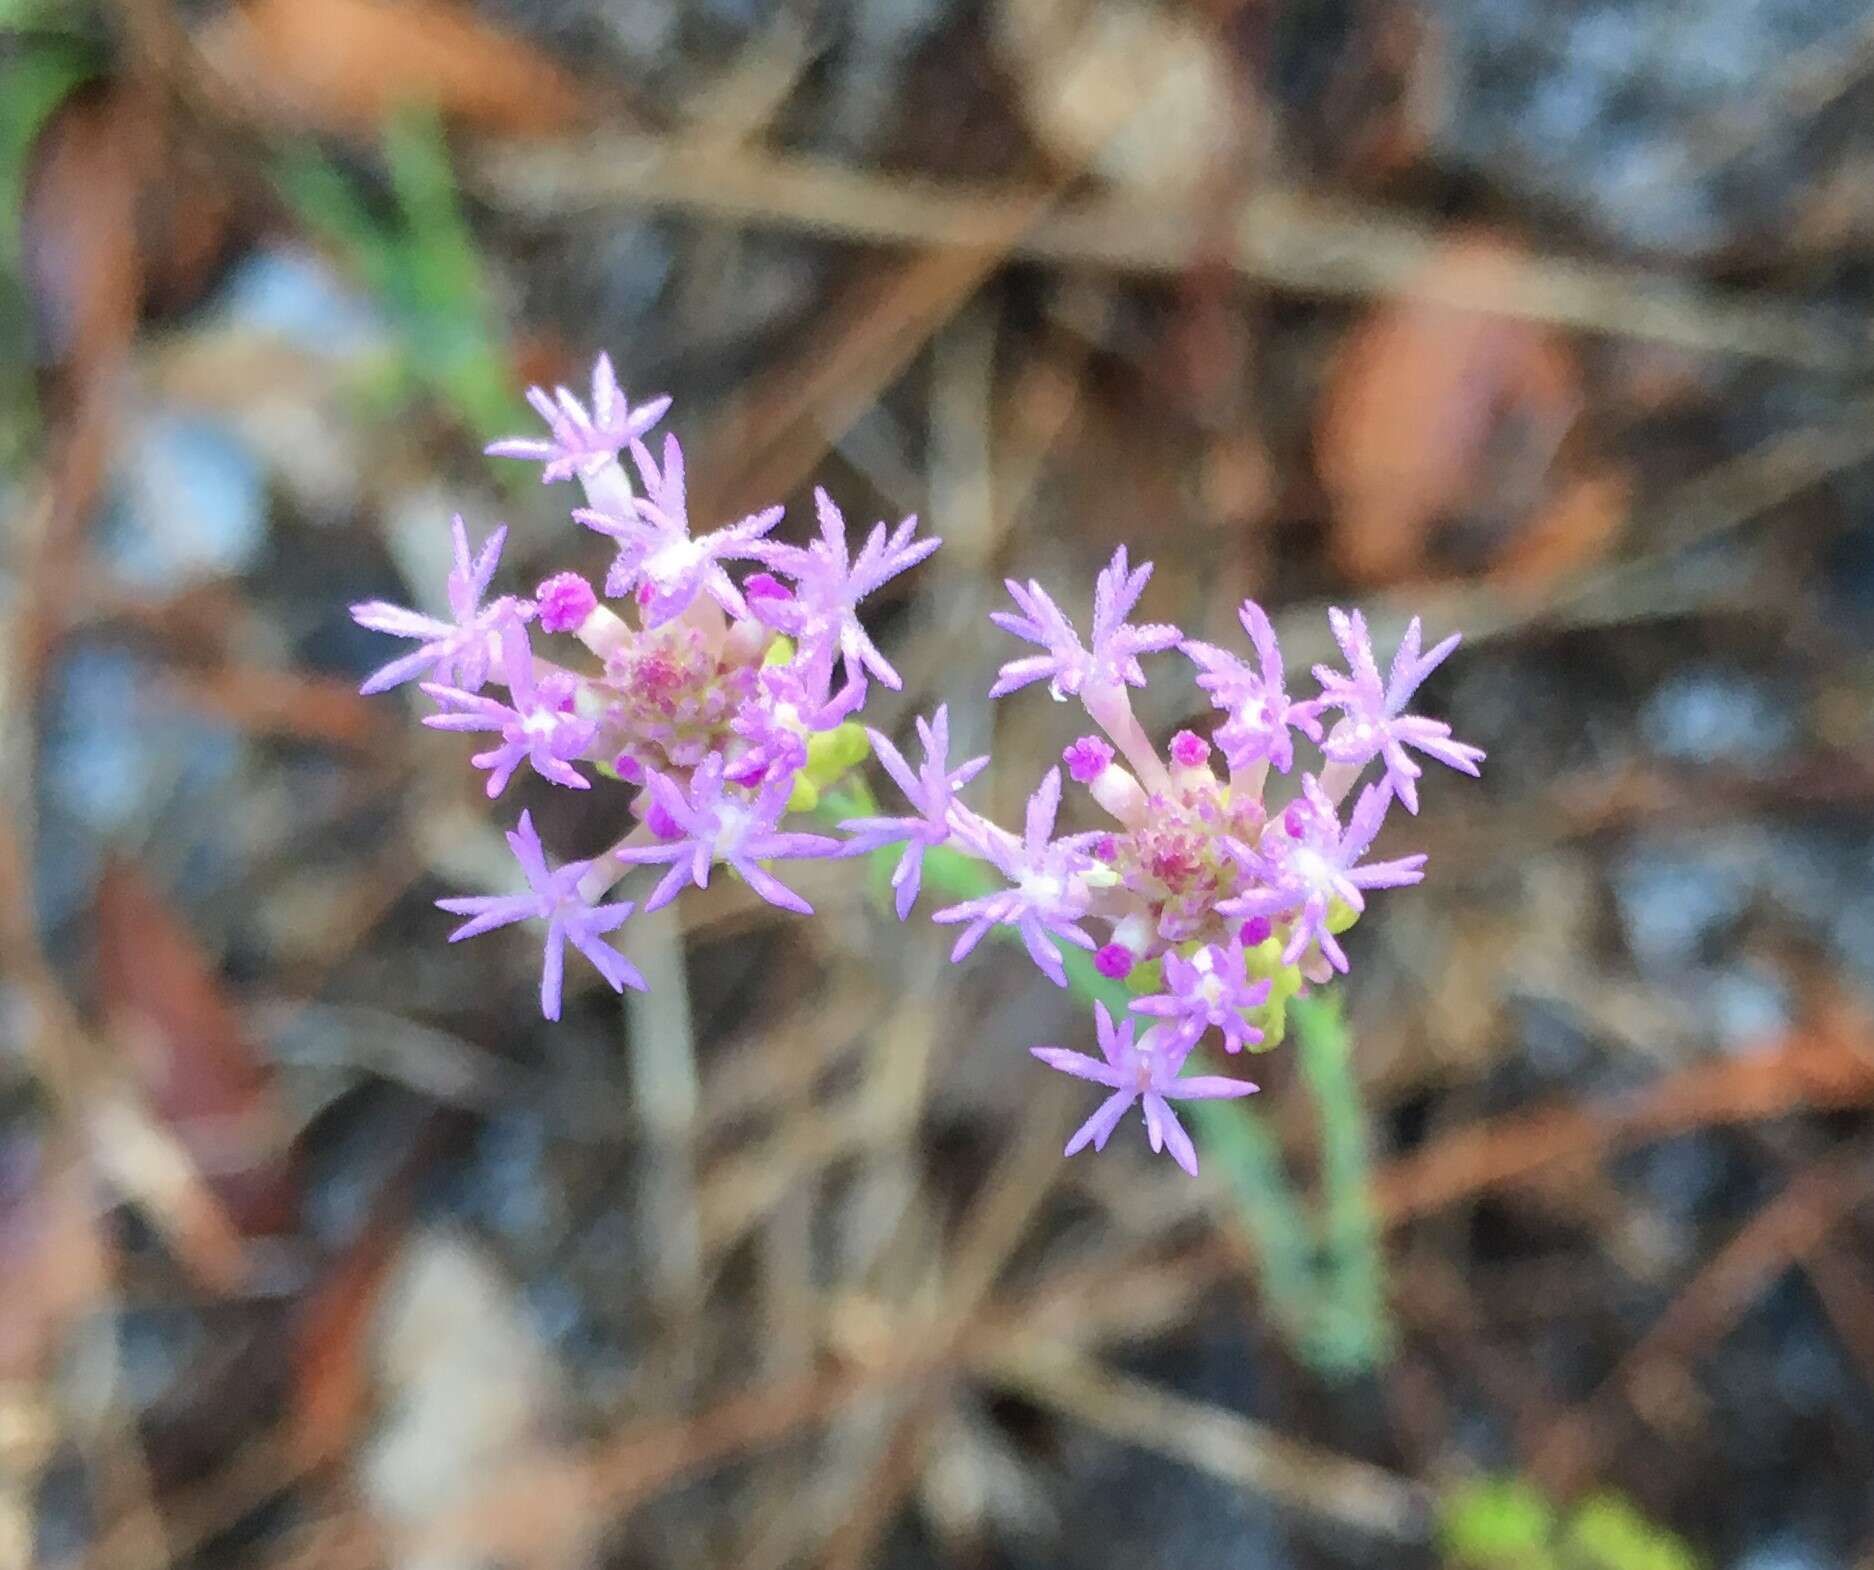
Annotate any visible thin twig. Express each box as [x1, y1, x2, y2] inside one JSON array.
[[472, 132, 1865, 368]]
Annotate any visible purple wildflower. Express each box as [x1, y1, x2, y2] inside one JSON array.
[[1222, 779, 1426, 972], [1131, 939, 1273, 1054], [574, 435, 783, 626], [752, 490, 940, 691], [435, 810, 643, 1020], [486, 353, 671, 484], [1031, 1004, 1258, 1175], [840, 705, 989, 919], [616, 758, 841, 914], [422, 618, 596, 796], [1181, 599, 1320, 775], [1311, 609, 1485, 813], [989, 547, 1181, 700], [930, 768, 1102, 987], [350, 516, 527, 695]]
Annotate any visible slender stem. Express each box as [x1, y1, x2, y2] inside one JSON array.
[[624, 901, 703, 1334], [1292, 994, 1391, 1374]]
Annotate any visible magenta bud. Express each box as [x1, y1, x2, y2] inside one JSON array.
[[1094, 834, 1119, 862], [1169, 729, 1210, 768], [1063, 735, 1115, 784], [612, 752, 644, 784], [745, 571, 793, 603], [1094, 943, 1135, 980], [535, 572, 597, 633], [1283, 802, 1308, 838], [646, 797, 682, 839], [1238, 916, 1272, 947]]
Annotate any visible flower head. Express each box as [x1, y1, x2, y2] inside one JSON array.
[[486, 353, 671, 484], [753, 490, 939, 692], [350, 516, 528, 694], [616, 758, 840, 914], [840, 705, 989, 918], [422, 618, 595, 796], [435, 810, 643, 1019], [1222, 778, 1425, 972], [1031, 1003, 1257, 1175], [1131, 938, 1272, 1053], [990, 547, 1181, 701], [931, 768, 1103, 986], [1181, 599, 1321, 775], [1311, 609, 1484, 812]]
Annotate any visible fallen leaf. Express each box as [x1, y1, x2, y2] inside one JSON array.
[[195, 0, 584, 139], [95, 860, 296, 1240], [1488, 464, 1631, 591], [1316, 233, 1583, 587]]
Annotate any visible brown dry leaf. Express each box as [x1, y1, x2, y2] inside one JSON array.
[[1316, 233, 1583, 587], [95, 861, 296, 1240], [1488, 464, 1631, 590], [195, 0, 585, 138]]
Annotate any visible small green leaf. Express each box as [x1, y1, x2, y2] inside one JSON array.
[[1439, 1477, 1558, 1568]]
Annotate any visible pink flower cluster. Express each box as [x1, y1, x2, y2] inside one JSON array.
[[857, 552, 1483, 1173], [353, 353, 1482, 1175], [352, 355, 934, 1019]]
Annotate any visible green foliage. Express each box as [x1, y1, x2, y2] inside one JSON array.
[[0, 33, 105, 447], [1440, 1478, 1700, 1570], [271, 105, 524, 458]]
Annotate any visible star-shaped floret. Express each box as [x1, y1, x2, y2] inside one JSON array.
[[486, 353, 671, 484], [572, 434, 783, 627], [422, 618, 596, 796], [751, 490, 939, 692], [1221, 778, 1425, 973], [1131, 938, 1273, 1054], [1311, 609, 1485, 813], [1181, 598, 1321, 775], [616, 758, 841, 914], [840, 705, 990, 919], [435, 810, 643, 1020], [990, 546, 1181, 701], [727, 665, 865, 793], [1031, 1003, 1258, 1175], [930, 768, 1103, 986], [350, 516, 529, 695]]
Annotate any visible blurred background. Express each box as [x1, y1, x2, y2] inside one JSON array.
[[5, 1, 1874, 1567]]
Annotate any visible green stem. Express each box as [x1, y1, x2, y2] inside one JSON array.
[[832, 801, 1389, 1377]]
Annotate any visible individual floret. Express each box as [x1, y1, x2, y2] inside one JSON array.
[[1311, 609, 1485, 813], [1221, 779, 1426, 973], [752, 490, 939, 692], [840, 705, 989, 918], [1181, 598, 1321, 777], [617, 757, 841, 914], [486, 353, 671, 484], [931, 768, 1103, 987], [350, 517, 528, 694], [436, 811, 643, 1020], [1031, 1003, 1258, 1175], [1130, 938, 1273, 1054], [573, 434, 783, 625], [421, 617, 595, 796], [990, 546, 1181, 701]]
